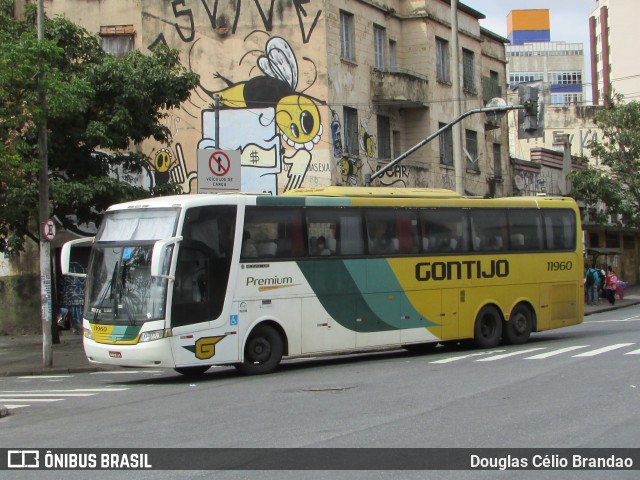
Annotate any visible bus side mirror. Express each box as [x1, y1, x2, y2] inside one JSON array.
[[61, 237, 94, 277], [151, 236, 183, 278]]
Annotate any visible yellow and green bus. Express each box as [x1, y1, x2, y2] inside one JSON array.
[[61, 187, 583, 375]]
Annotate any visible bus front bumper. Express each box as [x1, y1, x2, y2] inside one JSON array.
[[83, 337, 175, 368]]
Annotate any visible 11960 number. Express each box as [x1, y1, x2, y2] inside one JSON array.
[[547, 261, 573, 271]]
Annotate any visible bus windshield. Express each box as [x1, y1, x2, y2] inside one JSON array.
[[85, 208, 179, 325]]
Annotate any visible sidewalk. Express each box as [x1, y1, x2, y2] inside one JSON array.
[[1, 285, 640, 416]]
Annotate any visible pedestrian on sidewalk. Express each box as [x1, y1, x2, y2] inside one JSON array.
[[604, 265, 619, 306], [61, 261, 86, 334], [584, 264, 600, 306], [598, 264, 607, 304]]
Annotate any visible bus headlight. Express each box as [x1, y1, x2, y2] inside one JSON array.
[[83, 328, 93, 340], [139, 329, 172, 343]]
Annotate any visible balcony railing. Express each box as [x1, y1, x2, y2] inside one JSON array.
[[371, 68, 428, 107]]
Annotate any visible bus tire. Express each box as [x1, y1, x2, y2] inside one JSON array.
[[503, 304, 533, 345], [473, 305, 503, 349], [174, 365, 211, 376], [235, 325, 283, 375]]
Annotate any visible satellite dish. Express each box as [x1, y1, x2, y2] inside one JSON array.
[[485, 97, 507, 125]]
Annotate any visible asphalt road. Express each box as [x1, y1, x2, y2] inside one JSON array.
[[2, 305, 640, 480]]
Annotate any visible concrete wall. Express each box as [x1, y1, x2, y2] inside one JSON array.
[[0, 244, 41, 334]]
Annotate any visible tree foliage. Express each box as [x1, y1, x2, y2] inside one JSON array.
[[569, 95, 640, 228], [0, 0, 199, 254]]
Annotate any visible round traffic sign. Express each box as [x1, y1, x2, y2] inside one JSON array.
[[208, 151, 231, 177], [42, 219, 56, 241]]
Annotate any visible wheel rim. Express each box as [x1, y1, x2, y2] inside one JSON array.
[[512, 311, 528, 334], [481, 315, 496, 339], [247, 336, 271, 364]]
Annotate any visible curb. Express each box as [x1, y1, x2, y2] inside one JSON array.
[[0, 366, 112, 378], [584, 300, 640, 316]]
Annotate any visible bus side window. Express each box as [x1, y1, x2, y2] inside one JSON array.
[[543, 210, 575, 250], [508, 209, 543, 251], [469, 209, 507, 253], [306, 208, 363, 257], [243, 207, 303, 259], [396, 213, 419, 254]]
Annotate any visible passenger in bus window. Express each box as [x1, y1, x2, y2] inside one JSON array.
[[315, 236, 331, 256], [241, 231, 258, 258], [370, 221, 395, 254]]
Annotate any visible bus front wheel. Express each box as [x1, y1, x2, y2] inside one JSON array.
[[503, 304, 533, 345], [473, 306, 503, 348], [235, 325, 283, 375]]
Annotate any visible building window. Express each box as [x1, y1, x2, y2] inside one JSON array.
[[377, 115, 391, 159], [343, 107, 359, 156], [551, 93, 582, 105], [100, 25, 135, 56], [393, 130, 401, 158], [550, 71, 582, 84], [493, 143, 502, 179], [439, 123, 453, 166], [509, 72, 544, 86], [340, 11, 355, 61], [465, 129, 479, 171], [374, 25, 385, 70], [389, 40, 397, 72], [436, 37, 450, 83], [462, 48, 475, 92]]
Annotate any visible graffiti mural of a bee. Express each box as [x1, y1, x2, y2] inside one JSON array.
[[205, 36, 323, 152]]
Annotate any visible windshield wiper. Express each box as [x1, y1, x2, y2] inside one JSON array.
[[93, 261, 118, 324]]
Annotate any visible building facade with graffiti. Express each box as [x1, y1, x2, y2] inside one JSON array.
[[2, 0, 513, 333], [36, 0, 510, 197]]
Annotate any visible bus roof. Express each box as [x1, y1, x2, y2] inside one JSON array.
[[105, 190, 578, 211], [283, 187, 461, 199]]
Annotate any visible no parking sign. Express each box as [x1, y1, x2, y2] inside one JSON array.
[[42, 219, 56, 242]]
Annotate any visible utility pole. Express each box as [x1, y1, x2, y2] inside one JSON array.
[[214, 94, 220, 148], [37, 0, 53, 367], [450, 0, 465, 195]]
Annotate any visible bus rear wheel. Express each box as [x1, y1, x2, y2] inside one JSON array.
[[473, 306, 503, 348], [235, 325, 283, 375], [503, 304, 533, 345], [174, 365, 211, 376]]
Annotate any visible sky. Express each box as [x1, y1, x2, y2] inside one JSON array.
[[461, 0, 595, 46], [461, 0, 596, 97]]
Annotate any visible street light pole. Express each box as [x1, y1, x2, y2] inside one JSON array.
[[37, 0, 53, 367], [450, 0, 465, 195]]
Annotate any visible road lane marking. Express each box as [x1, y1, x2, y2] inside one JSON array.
[[586, 316, 640, 323], [4, 405, 28, 409], [475, 347, 546, 362], [0, 388, 128, 393], [624, 348, 640, 355], [572, 343, 636, 357], [524, 345, 590, 359], [90, 371, 163, 375], [16, 375, 72, 379], [0, 393, 97, 397], [0, 398, 64, 402], [429, 350, 506, 364]]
